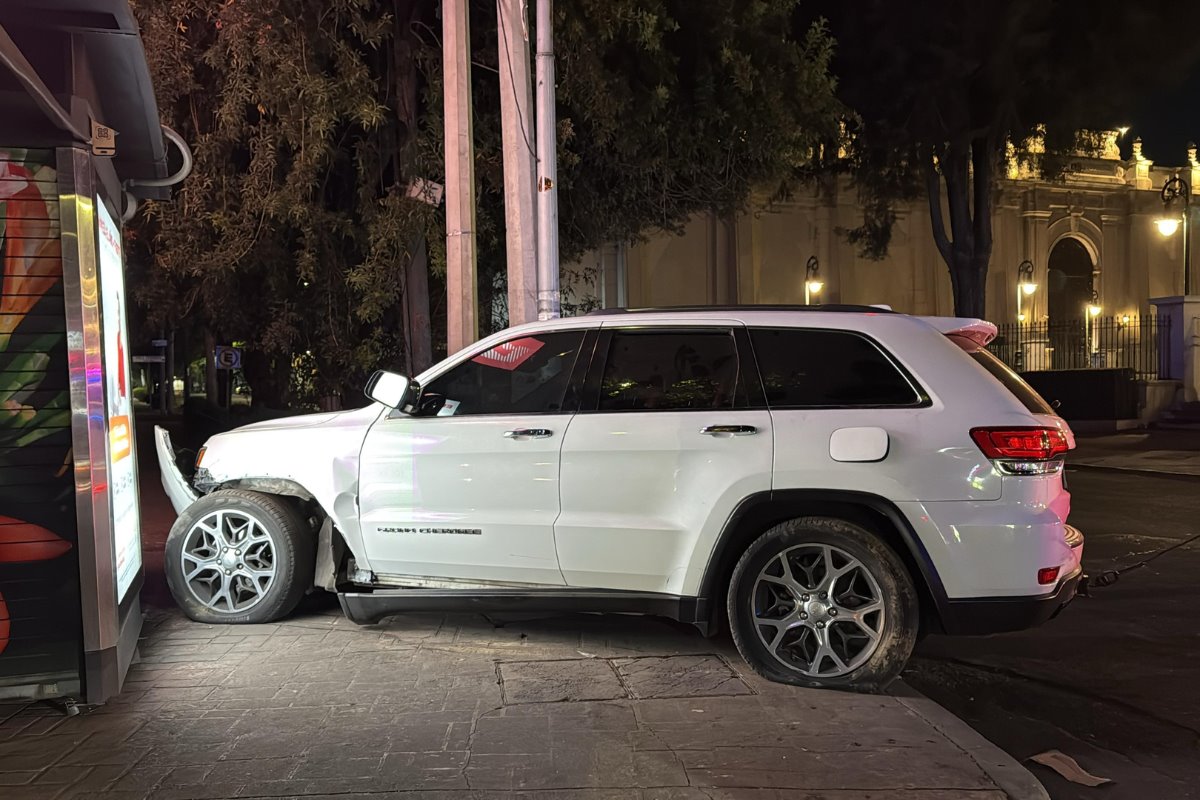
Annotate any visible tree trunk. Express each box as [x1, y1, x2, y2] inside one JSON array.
[[242, 349, 290, 410], [204, 328, 218, 404], [924, 140, 991, 319], [393, 0, 433, 376], [404, 236, 433, 374]]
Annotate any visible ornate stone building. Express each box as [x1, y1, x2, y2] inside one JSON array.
[[567, 133, 1198, 329]]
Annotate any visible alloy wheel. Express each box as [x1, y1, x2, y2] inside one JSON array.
[[180, 509, 277, 614], [751, 544, 885, 678]]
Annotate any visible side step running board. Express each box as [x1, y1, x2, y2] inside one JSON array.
[[338, 588, 708, 632]]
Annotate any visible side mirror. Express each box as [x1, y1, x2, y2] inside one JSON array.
[[365, 370, 415, 410]]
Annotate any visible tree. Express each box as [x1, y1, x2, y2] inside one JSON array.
[[811, 0, 1200, 318], [129, 0, 841, 405], [129, 0, 440, 407], [437, 0, 843, 332]]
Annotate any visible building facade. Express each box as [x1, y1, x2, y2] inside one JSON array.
[[567, 134, 1198, 329]]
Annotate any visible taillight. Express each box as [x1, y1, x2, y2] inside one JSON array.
[[970, 427, 1069, 460], [970, 427, 1069, 476]]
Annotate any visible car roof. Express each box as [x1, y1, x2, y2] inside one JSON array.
[[480, 304, 999, 346], [588, 304, 896, 316]]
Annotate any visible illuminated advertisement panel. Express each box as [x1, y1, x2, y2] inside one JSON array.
[[96, 198, 141, 602]]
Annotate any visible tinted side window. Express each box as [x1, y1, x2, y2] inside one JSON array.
[[949, 334, 1056, 415], [750, 328, 921, 407], [422, 331, 585, 416], [598, 330, 745, 411]]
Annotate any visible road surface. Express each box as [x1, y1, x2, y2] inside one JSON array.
[[908, 467, 1200, 799]]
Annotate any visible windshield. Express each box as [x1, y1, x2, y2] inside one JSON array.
[[948, 334, 1057, 416]]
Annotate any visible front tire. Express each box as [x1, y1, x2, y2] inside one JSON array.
[[165, 489, 314, 624], [727, 516, 918, 692]]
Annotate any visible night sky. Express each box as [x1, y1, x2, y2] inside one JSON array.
[[1119, 69, 1200, 165]]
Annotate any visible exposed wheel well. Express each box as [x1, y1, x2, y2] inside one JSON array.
[[215, 480, 351, 591], [699, 492, 946, 636]]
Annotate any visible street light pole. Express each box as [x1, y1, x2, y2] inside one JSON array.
[[534, 0, 561, 319], [1016, 259, 1036, 322], [1160, 171, 1191, 296], [1180, 188, 1190, 297], [804, 256, 823, 305], [497, 0, 537, 326], [443, 0, 479, 353]]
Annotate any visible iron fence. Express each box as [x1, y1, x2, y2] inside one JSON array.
[[989, 315, 1172, 381]]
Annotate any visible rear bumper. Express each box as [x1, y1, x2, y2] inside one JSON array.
[[936, 565, 1083, 636]]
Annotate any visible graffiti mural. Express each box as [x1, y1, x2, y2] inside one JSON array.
[[0, 148, 81, 687]]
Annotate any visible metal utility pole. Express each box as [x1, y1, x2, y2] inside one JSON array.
[[443, 0, 479, 353], [534, 0, 561, 319], [497, 0, 538, 326]]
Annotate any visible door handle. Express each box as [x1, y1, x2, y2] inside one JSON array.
[[504, 428, 554, 439], [701, 424, 758, 436]]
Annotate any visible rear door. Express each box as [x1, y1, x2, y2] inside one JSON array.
[[554, 323, 773, 595]]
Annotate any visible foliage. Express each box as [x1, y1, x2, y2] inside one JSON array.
[[130, 0, 841, 399], [809, 0, 1200, 317], [428, 0, 842, 332], [129, 0, 439, 405]]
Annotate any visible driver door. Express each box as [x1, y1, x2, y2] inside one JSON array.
[[357, 329, 591, 586]]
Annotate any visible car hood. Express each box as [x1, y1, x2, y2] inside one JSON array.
[[234, 410, 355, 433]]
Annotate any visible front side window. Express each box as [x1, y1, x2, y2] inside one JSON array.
[[750, 328, 922, 408], [420, 330, 585, 416], [597, 330, 745, 411]]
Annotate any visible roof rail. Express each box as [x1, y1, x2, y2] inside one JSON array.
[[586, 304, 898, 316]]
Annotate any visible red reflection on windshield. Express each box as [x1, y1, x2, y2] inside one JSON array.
[[472, 336, 545, 371]]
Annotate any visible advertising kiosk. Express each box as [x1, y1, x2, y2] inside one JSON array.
[[0, 1, 173, 704]]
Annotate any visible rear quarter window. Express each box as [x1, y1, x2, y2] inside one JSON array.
[[749, 328, 926, 408], [948, 334, 1057, 415]]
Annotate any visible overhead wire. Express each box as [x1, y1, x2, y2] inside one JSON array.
[[496, 0, 538, 161]]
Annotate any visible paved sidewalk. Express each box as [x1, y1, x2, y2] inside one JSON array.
[[1070, 431, 1200, 477], [0, 605, 1045, 800]]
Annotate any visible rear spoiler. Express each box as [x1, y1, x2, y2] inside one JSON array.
[[917, 316, 998, 346]]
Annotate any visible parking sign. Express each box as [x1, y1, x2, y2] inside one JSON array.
[[214, 345, 242, 370]]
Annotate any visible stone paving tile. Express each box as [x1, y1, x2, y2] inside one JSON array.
[[0, 607, 1038, 799], [499, 658, 627, 704], [614, 655, 753, 700]]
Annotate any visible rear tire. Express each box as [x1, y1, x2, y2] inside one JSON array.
[[727, 516, 918, 692], [165, 489, 314, 624]]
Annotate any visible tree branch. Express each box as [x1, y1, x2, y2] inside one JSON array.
[[923, 145, 953, 268]]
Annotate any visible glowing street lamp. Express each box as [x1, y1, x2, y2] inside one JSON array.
[[1156, 216, 1181, 237], [1085, 291, 1102, 356], [1016, 259, 1036, 322], [804, 255, 823, 305], [1159, 169, 1192, 294]]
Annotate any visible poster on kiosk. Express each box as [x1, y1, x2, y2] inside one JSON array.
[[0, 151, 146, 703], [97, 198, 141, 604]]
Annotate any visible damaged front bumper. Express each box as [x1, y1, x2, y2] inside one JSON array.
[[154, 425, 198, 515]]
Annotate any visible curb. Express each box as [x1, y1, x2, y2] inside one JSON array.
[[1067, 462, 1200, 481], [891, 681, 1050, 800]]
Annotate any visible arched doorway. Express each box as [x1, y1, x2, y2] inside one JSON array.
[[1047, 237, 1094, 369]]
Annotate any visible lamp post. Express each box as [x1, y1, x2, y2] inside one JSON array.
[[1016, 259, 1036, 322], [1086, 290, 1102, 360], [1158, 170, 1191, 295], [804, 256, 824, 305]]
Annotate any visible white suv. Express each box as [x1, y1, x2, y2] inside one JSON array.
[[156, 306, 1084, 691]]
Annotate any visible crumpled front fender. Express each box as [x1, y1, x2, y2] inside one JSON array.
[[155, 425, 199, 515]]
